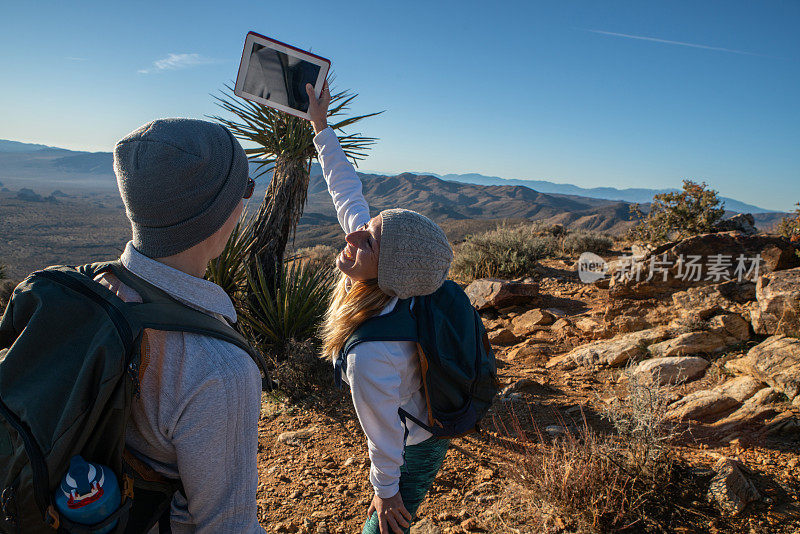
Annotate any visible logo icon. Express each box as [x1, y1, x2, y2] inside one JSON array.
[[577, 252, 608, 283]]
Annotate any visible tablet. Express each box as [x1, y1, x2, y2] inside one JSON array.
[[234, 32, 331, 120]]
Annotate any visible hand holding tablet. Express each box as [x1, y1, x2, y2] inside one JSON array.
[[305, 82, 331, 134], [235, 31, 331, 120]]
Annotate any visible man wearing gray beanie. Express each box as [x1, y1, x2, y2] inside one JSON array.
[[93, 118, 266, 533]]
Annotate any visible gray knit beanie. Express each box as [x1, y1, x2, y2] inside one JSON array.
[[377, 209, 453, 299], [113, 118, 249, 258]]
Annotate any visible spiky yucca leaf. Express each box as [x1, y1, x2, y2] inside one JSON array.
[[204, 207, 257, 300], [209, 81, 381, 178], [239, 260, 335, 350]]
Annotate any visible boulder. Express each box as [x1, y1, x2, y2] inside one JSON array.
[[712, 213, 757, 236], [631, 356, 710, 386], [666, 390, 740, 422], [465, 278, 539, 311], [707, 458, 761, 515], [547, 326, 674, 369], [707, 313, 751, 343], [609, 232, 799, 299], [750, 267, 800, 336], [511, 309, 554, 335], [725, 335, 800, 400]]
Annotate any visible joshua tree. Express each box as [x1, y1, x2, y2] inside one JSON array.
[[210, 82, 380, 295]]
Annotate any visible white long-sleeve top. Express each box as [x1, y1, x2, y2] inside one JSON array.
[[313, 127, 433, 498]]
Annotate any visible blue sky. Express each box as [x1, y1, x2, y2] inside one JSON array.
[[0, 0, 797, 211]]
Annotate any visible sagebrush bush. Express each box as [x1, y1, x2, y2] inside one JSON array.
[[560, 231, 613, 255], [451, 224, 558, 281]]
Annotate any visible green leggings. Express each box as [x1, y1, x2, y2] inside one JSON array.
[[361, 437, 450, 534]]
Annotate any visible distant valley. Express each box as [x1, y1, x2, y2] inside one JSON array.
[[0, 139, 791, 279]]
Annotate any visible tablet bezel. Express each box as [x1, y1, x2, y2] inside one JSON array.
[[234, 31, 330, 120]]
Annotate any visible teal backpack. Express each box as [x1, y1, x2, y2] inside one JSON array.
[[337, 280, 499, 439], [0, 261, 268, 534]]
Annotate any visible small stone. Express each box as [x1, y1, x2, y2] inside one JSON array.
[[460, 517, 479, 531], [410, 518, 443, 534], [544, 425, 567, 437], [708, 457, 761, 515], [343, 456, 356, 467], [487, 328, 520, 346], [277, 426, 317, 445]]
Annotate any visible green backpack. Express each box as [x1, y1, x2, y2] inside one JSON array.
[[0, 261, 268, 534], [337, 280, 499, 439]]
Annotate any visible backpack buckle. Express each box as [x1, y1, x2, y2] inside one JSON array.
[[1, 486, 17, 525], [45, 504, 60, 530]]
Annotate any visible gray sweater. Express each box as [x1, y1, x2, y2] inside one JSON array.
[[95, 242, 265, 533]]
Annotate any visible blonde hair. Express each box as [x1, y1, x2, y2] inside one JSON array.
[[321, 273, 394, 360]]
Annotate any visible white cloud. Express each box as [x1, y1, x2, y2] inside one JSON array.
[[138, 53, 217, 74]]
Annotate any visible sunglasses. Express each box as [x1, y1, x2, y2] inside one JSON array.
[[243, 177, 255, 199]]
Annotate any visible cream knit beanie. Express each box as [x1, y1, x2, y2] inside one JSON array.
[[377, 209, 453, 299]]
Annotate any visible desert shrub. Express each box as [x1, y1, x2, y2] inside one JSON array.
[[487, 369, 678, 532], [776, 202, 800, 243], [238, 260, 335, 355], [488, 411, 676, 533], [628, 180, 725, 244], [560, 231, 613, 255], [601, 365, 676, 476], [295, 244, 339, 269], [451, 224, 558, 281]]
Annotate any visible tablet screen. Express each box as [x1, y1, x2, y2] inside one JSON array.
[[235, 34, 329, 119]]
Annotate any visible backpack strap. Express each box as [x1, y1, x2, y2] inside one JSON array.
[[336, 297, 417, 388], [85, 261, 271, 392]]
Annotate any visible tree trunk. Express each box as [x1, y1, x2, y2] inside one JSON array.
[[248, 155, 310, 294]]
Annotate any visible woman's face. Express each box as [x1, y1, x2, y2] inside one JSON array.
[[337, 215, 382, 281]]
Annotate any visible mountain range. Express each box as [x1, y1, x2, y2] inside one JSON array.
[[0, 139, 789, 245]]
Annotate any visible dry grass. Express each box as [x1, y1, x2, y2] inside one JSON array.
[[485, 372, 679, 533]]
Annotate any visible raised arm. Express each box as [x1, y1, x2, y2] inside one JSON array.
[[307, 83, 371, 234]]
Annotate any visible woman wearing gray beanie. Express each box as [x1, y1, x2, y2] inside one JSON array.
[[307, 84, 454, 534]]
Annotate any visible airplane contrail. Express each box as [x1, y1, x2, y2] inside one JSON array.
[[583, 29, 770, 58]]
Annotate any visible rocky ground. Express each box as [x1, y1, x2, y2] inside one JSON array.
[[252, 232, 800, 534]]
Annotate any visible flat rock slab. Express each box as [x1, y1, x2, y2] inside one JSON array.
[[714, 376, 766, 403], [548, 326, 674, 369], [708, 457, 761, 515], [667, 390, 740, 422], [725, 335, 800, 401], [751, 267, 800, 336], [632, 356, 709, 386], [465, 278, 539, 311], [511, 308, 554, 335], [648, 331, 729, 358], [712, 388, 781, 430], [672, 281, 755, 320]]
